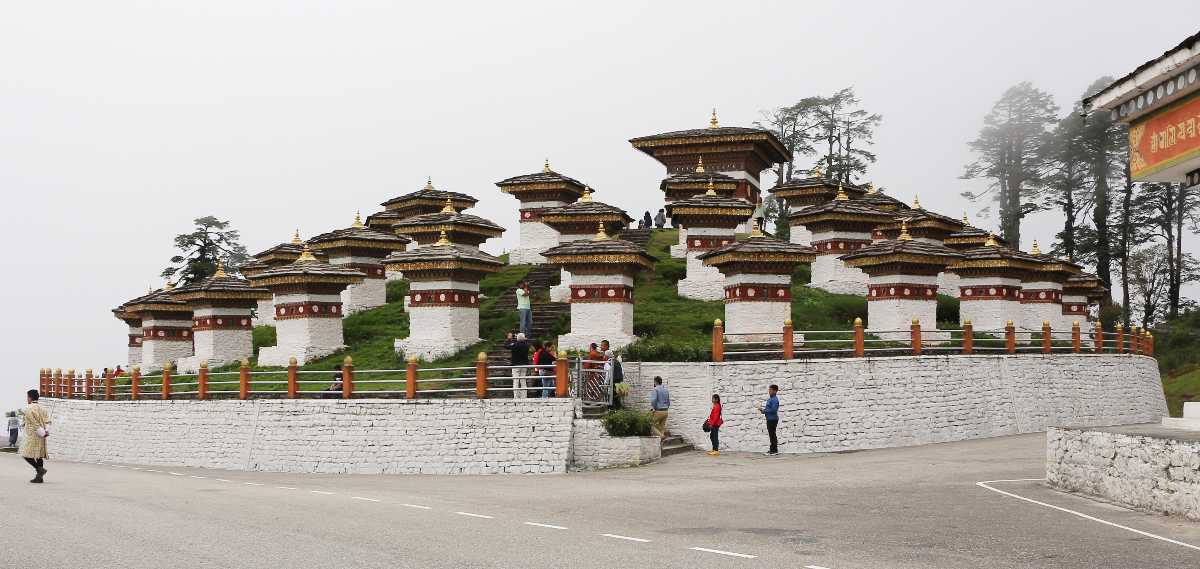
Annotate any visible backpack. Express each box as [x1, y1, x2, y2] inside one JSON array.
[[611, 358, 624, 382]]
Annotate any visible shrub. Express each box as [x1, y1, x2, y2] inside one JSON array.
[[385, 280, 409, 304], [600, 409, 653, 437], [936, 294, 960, 324]]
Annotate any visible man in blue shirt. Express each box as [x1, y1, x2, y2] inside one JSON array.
[[649, 376, 670, 439], [759, 384, 780, 455]]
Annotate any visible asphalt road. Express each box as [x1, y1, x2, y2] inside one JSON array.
[[2, 434, 1199, 569]]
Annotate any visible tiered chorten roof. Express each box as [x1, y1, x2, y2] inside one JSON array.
[[245, 245, 367, 288], [698, 225, 817, 269], [873, 198, 965, 241], [241, 231, 329, 277], [629, 111, 790, 169], [391, 199, 505, 247], [541, 225, 656, 276], [854, 183, 910, 212], [121, 282, 193, 315], [171, 264, 271, 304], [944, 215, 1008, 251], [377, 178, 478, 217], [1024, 240, 1085, 282], [944, 235, 1044, 278], [496, 160, 588, 203], [540, 188, 633, 236], [769, 171, 866, 207], [308, 213, 411, 255], [1066, 272, 1109, 302], [788, 194, 896, 234], [659, 157, 740, 201], [840, 224, 965, 273], [665, 182, 755, 230], [381, 231, 505, 278]]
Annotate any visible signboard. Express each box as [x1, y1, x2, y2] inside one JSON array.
[[1130, 93, 1200, 180]]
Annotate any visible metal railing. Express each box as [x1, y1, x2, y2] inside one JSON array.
[[712, 319, 1156, 362], [37, 354, 574, 402]]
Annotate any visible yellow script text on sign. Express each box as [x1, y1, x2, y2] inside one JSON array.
[[1129, 93, 1200, 180]]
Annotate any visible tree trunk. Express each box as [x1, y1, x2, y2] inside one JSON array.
[[1119, 165, 1133, 324], [1171, 184, 1187, 318], [1093, 158, 1112, 292]]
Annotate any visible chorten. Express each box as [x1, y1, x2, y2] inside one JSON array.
[[383, 230, 504, 360], [943, 214, 1007, 252], [788, 189, 896, 294], [659, 158, 742, 257], [1018, 240, 1083, 335], [871, 198, 964, 243], [767, 170, 866, 245], [172, 263, 272, 373], [241, 230, 328, 325], [366, 178, 479, 234], [840, 223, 964, 340], [539, 187, 633, 302], [1062, 272, 1105, 330], [112, 291, 158, 366], [308, 213, 410, 315], [391, 198, 505, 249], [122, 282, 194, 371], [666, 180, 756, 300], [854, 183, 911, 213], [246, 245, 365, 366], [496, 160, 588, 265], [542, 224, 655, 350], [944, 234, 1042, 331], [699, 222, 816, 340]]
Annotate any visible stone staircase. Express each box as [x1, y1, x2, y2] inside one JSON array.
[[485, 264, 570, 372], [661, 434, 695, 456], [619, 228, 653, 249]]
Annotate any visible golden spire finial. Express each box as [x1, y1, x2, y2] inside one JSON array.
[[291, 229, 302, 245], [435, 229, 451, 246], [163, 279, 175, 291], [962, 211, 970, 226], [695, 156, 706, 173], [543, 158, 551, 173], [440, 197, 457, 214], [834, 183, 850, 201], [352, 210, 364, 228], [297, 243, 317, 262], [912, 195, 922, 210], [750, 218, 765, 238], [580, 186, 594, 202], [867, 182, 877, 195], [705, 177, 717, 196], [1031, 239, 1042, 255], [424, 176, 434, 190], [214, 261, 227, 278], [595, 222, 609, 240], [812, 166, 823, 178], [708, 108, 719, 129], [984, 233, 998, 247], [898, 220, 912, 241]]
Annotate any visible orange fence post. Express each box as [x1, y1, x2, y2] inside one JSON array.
[[1146, 331, 1155, 357], [962, 320, 974, 355], [287, 357, 299, 399], [405, 356, 418, 400], [554, 352, 568, 398], [782, 319, 794, 360], [711, 319, 724, 363], [1094, 322, 1103, 353], [85, 369, 94, 399], [1041, 321, 1052, 354], [1005, 321, 1016, 354], [475, 352, 488, 399], [1071, 322, 1081, 353], [65, 369, 74, 399], [197, 362, 208, 401], [342, 356, 354, 399], [162, 362, 172, 400], [130, 366, 140, 401], [853, 317, 865, 357], [1116, 326, 1125, 354], [1131, 326, 1141, 354], [105, 369, 114, 401], [239, 359, 250, 400], [910, 319, 922, 356]]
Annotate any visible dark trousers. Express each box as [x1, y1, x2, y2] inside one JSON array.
[[24, 457, 44, 473], [766, 419, 778, 453], [709, 426, 719, 451], [8, 428, 16, 447]]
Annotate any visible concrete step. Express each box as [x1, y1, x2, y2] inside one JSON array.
[[661, 434, 695, 456]]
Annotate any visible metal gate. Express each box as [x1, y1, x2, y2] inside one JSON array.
[[569, 358, 611, 407]]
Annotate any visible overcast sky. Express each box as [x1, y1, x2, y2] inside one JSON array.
[[2, 2, 1195, 411]]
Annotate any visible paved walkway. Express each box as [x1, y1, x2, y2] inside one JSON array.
[[2, 433, 1198, 568]]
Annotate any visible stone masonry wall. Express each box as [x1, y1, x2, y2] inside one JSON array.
[[622, 354, 1165, 454], [1047, 427, 1200, 520], [42, 398, 576, 475], [569, 418, 661, 470]]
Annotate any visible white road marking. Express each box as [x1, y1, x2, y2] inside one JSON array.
[[689, 547, 757, 559], [524, 522, 568, 530], [168, 472, 184, 476], [977, 479, 1200, 552], [455, 511, 494, 519], [111, 465, 126, 468], [401, 503, 432, 510], [602, 533, 652, 543], [352, 496, 380, 502], [144, 469, 160, 472], [275, 486, 298, 490], [244, 482, 263, 486], [189, 475, 206, 479], [806, 565, 834, 569], [131, 468, 142, 471], [214, 478, 232, 483], [310, 490, 335, 495]]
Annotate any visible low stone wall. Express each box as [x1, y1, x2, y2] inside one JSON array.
[[622, 354, 1165, 454], [569, 418, 660, 470], [1047, 426, 1200, 520], [42, 398, 575, 475]]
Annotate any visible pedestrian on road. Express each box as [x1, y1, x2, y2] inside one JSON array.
[[7, 411, 19, 447], [705, 394, 723, 456], [515, 281, 533, 336], [642, 211, 653, 230], [654, 209, 666, 229], [759, 384, 780, 455], [504, 332, 531, 399], [650, 376, 670, 439], [20, 389, 49, 483]]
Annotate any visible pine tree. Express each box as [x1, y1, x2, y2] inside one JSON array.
[[161, 216, 250, 285]]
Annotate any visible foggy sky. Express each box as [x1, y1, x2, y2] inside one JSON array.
[[2, 2, 1195, 411]]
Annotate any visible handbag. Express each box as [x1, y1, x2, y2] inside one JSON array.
[[701, 420, 711, 433], [36, 426, 49, 438]]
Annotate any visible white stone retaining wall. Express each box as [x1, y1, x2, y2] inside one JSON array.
[[1047, 427, 1200, 520], [41, 398, 577, 475], [569, 418, 661, 470], [621, 355, 1165, 454]]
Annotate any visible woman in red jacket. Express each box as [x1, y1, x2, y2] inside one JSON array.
[[705, 394, 723, 456]]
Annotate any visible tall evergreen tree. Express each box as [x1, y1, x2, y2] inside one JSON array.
[[1043, 108, 1091, 261], [1079, 77, 1125, 296], [161, 216, 250, 285]]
